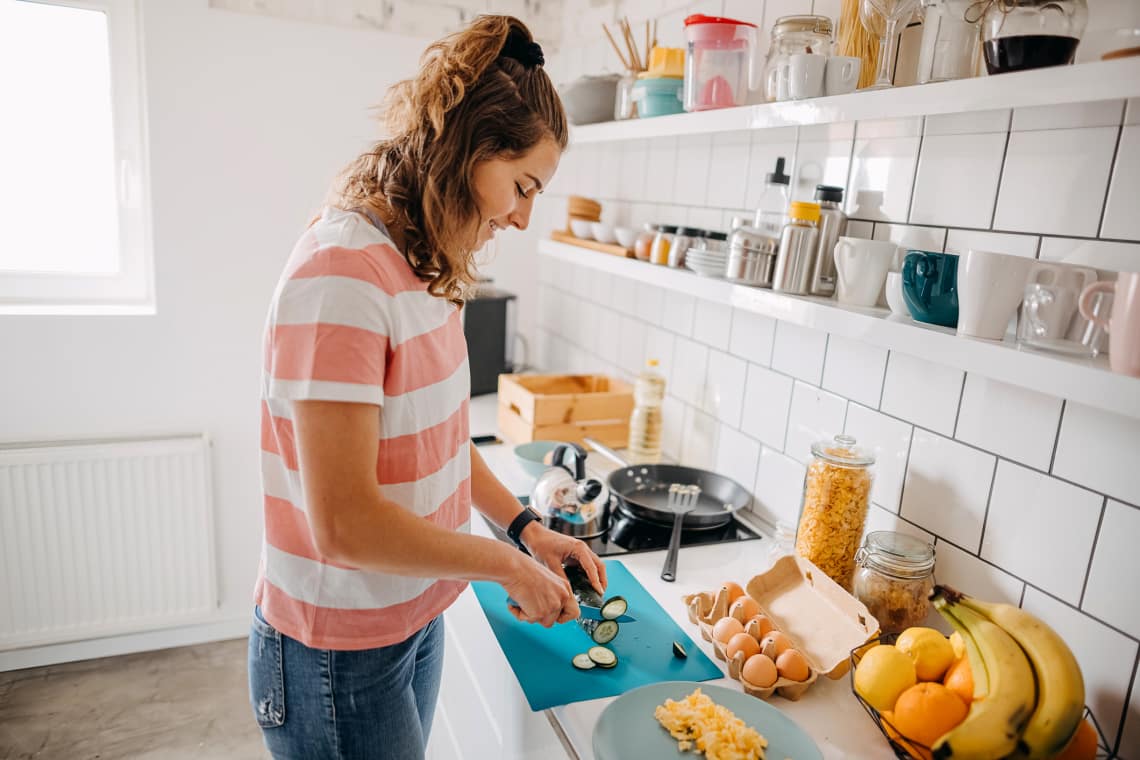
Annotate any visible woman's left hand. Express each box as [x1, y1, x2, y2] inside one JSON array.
[[521, 523, 608, 595]]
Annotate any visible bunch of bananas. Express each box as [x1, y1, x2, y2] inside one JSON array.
[[929, 585, 1086, 760]]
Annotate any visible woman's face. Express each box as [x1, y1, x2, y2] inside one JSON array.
[[471, 138, 561, 249]]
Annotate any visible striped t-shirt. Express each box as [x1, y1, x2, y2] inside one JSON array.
[[255, 206, 471, 650]]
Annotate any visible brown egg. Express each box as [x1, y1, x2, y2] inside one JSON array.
[[760, 631, 794, 660], [721, 581, 745, 604], [729, 596, 761, 622], [745, 614, 777, 639], [726, 632, 762, 661], [712, 616, 745, 644], [741, 653, 778, 688], [776, 648, 811, 682]]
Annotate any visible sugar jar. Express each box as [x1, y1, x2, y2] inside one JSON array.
[[854, 531, 936, 633], [794, 434, 874, 591]]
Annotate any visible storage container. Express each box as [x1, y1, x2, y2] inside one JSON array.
[[497, 374, 634, 448], [683, 14, 758, 111], [853, 531, 936, 633], [632, 75, 684, 117]]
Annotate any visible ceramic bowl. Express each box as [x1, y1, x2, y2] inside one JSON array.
[[569, 218, 594, 239], [513, 441, 566, 479], [614, 226, 637, 249], [591, 222, 617, 244]]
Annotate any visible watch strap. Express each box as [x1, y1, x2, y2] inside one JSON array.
[[506, 506, 542, 552]]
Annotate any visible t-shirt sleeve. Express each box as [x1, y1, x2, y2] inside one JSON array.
[[264, 257, 392, 406]]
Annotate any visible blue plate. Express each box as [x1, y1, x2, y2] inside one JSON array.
[[593, 681, 822, 760]]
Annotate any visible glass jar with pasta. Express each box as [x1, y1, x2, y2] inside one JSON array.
[[794, 434, 874, 591]]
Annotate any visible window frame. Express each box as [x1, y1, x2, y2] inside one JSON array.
[[1, 0, 154, 315]]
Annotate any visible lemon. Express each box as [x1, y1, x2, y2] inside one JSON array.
[[897, 627, 956, 682], [949, 631, 966, 661], [854, 644, 918, 712]]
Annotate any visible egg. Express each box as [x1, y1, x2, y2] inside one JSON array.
[[776, 648, 811, 682], [760, 631, 794, 660], [745, 614, 776, 640], [741, 654, 778, 688], [720, 581, 745, 604], [729, 596, 761, 622], [712, 616, 745, 644], [726, 632, 762, 661]]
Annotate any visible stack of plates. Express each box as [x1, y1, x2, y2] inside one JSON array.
[[685, 247, 728, 278]]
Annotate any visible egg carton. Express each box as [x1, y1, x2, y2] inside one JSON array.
[[683, 553, 881, 703]]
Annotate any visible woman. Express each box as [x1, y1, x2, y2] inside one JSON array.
[[249, 15, 606, 759]]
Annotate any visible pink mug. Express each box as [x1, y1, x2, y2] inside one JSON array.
[[1079, 272, 1140, 378]]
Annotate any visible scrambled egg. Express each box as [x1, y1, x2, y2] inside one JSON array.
[[654, 688, 767, 760]]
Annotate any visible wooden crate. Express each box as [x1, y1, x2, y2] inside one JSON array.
[[496, 374, 634, 448]]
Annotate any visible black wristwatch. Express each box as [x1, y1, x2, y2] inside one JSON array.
[[506, 506, 542, 553]]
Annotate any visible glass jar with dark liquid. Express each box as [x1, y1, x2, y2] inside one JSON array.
[[981, 0, 1087, 74]]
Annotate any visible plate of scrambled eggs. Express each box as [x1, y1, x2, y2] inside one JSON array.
[[593, 681, 822, 760]]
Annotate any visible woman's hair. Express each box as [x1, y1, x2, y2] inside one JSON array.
[[329, 15, 567, 304]]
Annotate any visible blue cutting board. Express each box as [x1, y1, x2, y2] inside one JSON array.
[[471, 559, 723, 711]]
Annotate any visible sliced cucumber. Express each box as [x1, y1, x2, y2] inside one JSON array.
[[572, 652, 596, 670], [672, 641, 687, 659], [600, 596, 628, 621], [581, 618, 619, 644], [588, 646, 617, 668]]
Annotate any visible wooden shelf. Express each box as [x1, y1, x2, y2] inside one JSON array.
[[539, 239, 1140, 420], [569, 58, 1140, 144]]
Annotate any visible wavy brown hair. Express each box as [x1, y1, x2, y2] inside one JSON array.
[[329, 15, 567, 304]]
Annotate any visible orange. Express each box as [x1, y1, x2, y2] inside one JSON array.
[[880, 709, 930, 760], [892, 682, 969, 750], [1050, 718, 1098, 760], [943, 656, 974, 705]]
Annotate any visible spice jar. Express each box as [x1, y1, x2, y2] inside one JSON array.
[[668, 227, 701, 268], [634, 223, 658, 261], [854, 531, 936, 633], [650, 225, 678, 266], [795, 434, 874, 591]]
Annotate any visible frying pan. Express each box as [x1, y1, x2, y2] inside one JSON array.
[[583, 438, 752, 530]]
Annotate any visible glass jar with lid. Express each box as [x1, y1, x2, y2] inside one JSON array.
[[794, 434, 874, 591], [650, 225, 678, 266], [854, 531, 936, 633], [634, 223, 658, 261], [762, 15, 835, 102], [980, 0, 1088, 74]]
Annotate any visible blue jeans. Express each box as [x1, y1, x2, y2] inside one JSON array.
[[248, 607, 445, 760]]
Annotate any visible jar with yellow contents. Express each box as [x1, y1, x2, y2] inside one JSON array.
[[794, 434, 874, 591]]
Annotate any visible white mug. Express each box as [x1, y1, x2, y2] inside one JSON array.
[[766, 59, 792, 101], [825, 55, 861, 96], [789, 53, 826, 100], [833, 237, 898, 307], [956, 249, 1034, 340], [885, 271, 909, 316]]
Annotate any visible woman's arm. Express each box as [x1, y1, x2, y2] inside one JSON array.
[[293, 398, 576, 626]]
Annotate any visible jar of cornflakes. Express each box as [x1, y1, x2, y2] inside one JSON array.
[[795, 434, 874, 591], [854, 531, 936, 633]]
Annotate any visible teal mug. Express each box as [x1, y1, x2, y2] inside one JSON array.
[[901, 250, 959, 328]]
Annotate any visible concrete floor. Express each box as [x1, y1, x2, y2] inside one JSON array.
[[0, 639, 268, 760]]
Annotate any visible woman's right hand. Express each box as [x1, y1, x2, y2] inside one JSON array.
[[502, 554, 579, 628]]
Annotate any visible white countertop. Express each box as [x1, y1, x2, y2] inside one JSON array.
[[468, 393, 895, 759]]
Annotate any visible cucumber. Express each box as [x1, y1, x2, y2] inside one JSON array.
[[588, 646, 617, 668], [600, 596, 628, 621], [566, 565, 628, 643], [581, 618, 619, 644], [672, 641, 687, 659], [572, 653, 596, 670], [565, 564, 604, 608]]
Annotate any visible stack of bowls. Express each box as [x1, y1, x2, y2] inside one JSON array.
[[567, 196, 602, 237], [685, 246, 729, 277]]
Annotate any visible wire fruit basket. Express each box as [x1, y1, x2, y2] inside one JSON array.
[[848, 634, 1117, 759]]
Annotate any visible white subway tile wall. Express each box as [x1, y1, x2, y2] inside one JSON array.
[[531, 31, 1140, 749]]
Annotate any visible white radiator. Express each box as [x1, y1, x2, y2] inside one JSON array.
[[0, 435, 218, 650]]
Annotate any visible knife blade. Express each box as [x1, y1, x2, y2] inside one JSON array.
[[506, 598, 637, 623]]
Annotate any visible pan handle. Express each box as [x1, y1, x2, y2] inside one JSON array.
[[582, 437, 631, 468]]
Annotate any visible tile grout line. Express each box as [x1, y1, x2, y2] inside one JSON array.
[[904, 119, 926, 225], [1094, 120, 1126, 239], [1111, 652, 1140, 756], [877, 350, 891, 410], [951, 371, 967, 439], [894, 425, 916, 520], [988, 126, 1014, 230], [974, 457, 1001, 557], [1048, 400, 1067, 474], [1078, 496, 1107, 610]]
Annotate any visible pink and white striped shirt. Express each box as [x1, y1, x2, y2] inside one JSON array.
[[255, 206, 471, 650]]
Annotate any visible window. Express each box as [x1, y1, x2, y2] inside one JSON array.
[[0, 0, 153, 314]]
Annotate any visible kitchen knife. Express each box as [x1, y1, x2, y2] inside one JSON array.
[[506, 598, 637, 623]]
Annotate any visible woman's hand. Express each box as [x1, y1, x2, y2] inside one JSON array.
[[521, 522, 608, 596], [502, 553, 578, 628]]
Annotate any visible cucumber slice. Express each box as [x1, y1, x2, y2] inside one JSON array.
[[588, 646, 617, 668], [585, 618, 619, 644], [600, 596, 628, 621], [572, 652, 596, 670], [672, 641, 687, 659]]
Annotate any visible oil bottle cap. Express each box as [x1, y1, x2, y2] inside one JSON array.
[[789, 201, 821, 223]]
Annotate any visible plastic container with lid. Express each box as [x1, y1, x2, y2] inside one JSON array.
[[854, 531, 936, 633], [794, 433, 874, 591], [762, 15, 834, 102], [628, 359, 666, 463], [632, 75, 685, 118], [772, 201, 822, 295], [650, 225, 678, 265], [683, 14, 758, 112]]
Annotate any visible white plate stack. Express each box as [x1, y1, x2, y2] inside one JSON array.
[[684, 247, 728, 278]]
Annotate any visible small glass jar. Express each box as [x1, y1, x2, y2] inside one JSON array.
[[614, 68, 639, 121], [918, 0, 981, 83], [854, 531, 936, 633], [762, 15, 834, 102], [634, 223, 658, 261], [701, 230, 729, 253], [650, 225, 678, 266], [795, 434, 874, 591], [668, 227, 701, 268], [981, 0, 1088, 74]]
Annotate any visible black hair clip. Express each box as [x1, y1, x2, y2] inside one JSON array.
[[501, 27, 544, 68]]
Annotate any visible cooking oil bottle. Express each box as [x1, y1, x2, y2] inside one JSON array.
[[628, 359, 666, 463]]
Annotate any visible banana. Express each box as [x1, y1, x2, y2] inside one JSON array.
[[938, 603, 990, 701], [931, 594, 1037, 760], [958, 594, 1085, 759]]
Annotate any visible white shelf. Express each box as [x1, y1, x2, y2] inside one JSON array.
[[539, 239, 1140, 420], [570, 59, 1140, 144]]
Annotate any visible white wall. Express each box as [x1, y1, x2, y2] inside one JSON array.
[[0, 1, 428, 664]]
